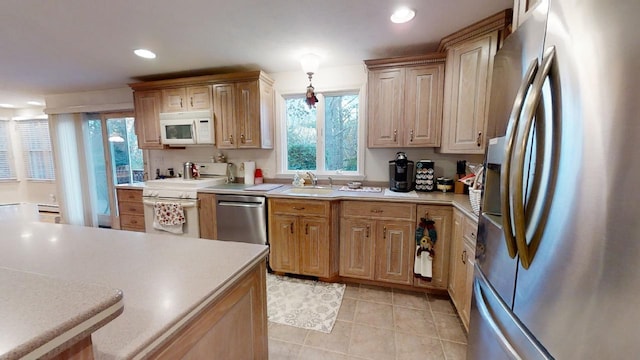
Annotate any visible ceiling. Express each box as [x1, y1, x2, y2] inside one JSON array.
[[0, 0, 511, 109]]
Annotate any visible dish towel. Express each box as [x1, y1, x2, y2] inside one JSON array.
[[414, 216, 438, 280], [153, 202, 186, 234], [414, 246, 433, 278]]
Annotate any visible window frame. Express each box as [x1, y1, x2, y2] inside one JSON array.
[[15, 117, 56, 182], [0, 119, 17, 181], [278, 89, 365, 179]]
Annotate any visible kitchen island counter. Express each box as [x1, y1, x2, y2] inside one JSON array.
[[0, 221, 269, 359]]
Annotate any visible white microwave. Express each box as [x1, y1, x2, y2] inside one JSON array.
[[159, 111, 214, 145]]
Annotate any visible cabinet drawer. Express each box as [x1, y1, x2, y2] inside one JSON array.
[[120, 214, 145, 231], [117, 189, 142, 202], [342, 201, 416, 221], [118, 201, 144, 215], [269, 199, 329, 217], [463, 216, 478, 243]]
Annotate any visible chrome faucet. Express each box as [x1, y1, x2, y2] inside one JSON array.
[[306, 171, 318, 186]]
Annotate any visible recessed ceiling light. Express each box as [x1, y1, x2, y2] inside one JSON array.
[[390, 7, 416, 24], [27, 101, 43, 106], [134, 49, 156, 59], [0, 103, 15, 108]]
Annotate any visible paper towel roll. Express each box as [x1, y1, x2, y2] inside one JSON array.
[[244, 161, 255, 184]]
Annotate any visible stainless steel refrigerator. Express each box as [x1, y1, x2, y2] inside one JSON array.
[[468, 0, 640, 358]]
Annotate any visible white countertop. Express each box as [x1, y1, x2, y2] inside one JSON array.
[[0, 267, 123, 360], [0, 221, 269, 360]]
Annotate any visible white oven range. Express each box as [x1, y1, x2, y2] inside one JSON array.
[[142, 188, 201, 237]]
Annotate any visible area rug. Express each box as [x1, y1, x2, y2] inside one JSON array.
[[266, 273, 345, 333]]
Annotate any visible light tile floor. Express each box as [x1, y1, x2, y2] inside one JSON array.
[[268, 282, 468, 360]]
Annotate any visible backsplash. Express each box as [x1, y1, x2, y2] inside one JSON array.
[[146, 147, 482, 183]]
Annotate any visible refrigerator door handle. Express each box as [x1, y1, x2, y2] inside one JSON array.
[[474, 264, 554, 359], [512, 46, 557, 269], [501, 59, 539, 259], [474, 267, 524, 360]]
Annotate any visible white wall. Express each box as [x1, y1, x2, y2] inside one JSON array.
[[147, 65, 482, 182]]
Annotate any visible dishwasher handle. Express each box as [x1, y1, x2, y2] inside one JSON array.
[[217, 201, 264, 208]]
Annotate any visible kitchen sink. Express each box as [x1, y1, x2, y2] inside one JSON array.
[[282, 186, 335, 196]]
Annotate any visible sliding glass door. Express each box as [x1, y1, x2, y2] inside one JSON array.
[[86, 112, 144, 228]]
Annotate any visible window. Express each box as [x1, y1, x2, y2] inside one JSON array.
[[16, 119, 55, 180], [0, 120, 15, 179], [284, 91, 360, 174]]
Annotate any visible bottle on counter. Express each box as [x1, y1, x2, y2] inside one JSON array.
[[254, 169, 263, 184]]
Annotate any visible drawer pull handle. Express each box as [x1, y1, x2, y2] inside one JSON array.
[[366, 225, 370, 238], [477, 132, 482, 147], [410, 129, 414, 142], [305, 224, 308, 235], [383, 226, 387, 239], [393, 129, 397, 142], [293, 207, 305, 210], [371, 209, 383, 213], [180, 98, 183, 108], [462, 250, 467, 264], [290, 223, 294, 234], [190, 97, 194, 107], [241, 134, 245, 143]]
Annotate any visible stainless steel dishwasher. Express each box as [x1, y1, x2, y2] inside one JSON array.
[[215, 194, 267, 245]]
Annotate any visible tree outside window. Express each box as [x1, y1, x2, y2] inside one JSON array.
[[285, 92, 359, 174]]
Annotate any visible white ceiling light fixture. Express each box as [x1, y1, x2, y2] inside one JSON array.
[[134, 49, 157, 59], [108, 133, 125, 143], [390, 7, 416, 24], [27, 101, 43, 106], [0, 103, 15, 108]]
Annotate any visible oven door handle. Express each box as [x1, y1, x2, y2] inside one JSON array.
[[143, 199, 198, 208]]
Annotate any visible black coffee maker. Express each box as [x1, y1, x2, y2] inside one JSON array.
[[389, 152, 414, 192]]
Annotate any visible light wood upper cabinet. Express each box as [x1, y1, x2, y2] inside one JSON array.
[[214, 76, 275, 149], [448, 208, 478, 331], [340, 201, 416, 285], [365, 55, 446, 148], [161, 85, 212, 113], [129, 71, 274, 149], [438, 9, 512, 154], [440, 32, 498, 154], [268, 199, 339, 278], [413, 205, 453, 290], [133, 90, 164, 150]]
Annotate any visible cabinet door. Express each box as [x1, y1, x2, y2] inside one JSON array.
[[197, 193, 216, 240], [162, 88, 187, 112], [258, 79, 275, 149], [461, 240, 475, 330], [269, 214, 299, 273], [404, 64, 444, 147], [367, 68, 404, 147], [448, 210, 465, 301], [339, 218, 375, 280], [299, 217, 329, 277], [213, 84, 236, 149], [414, 205, 452, 290], [186, 85, 212, 111], [374, 221, 415, 285], [236, 80, 260, 148], [441, 32, 498, 154], [133, 90, 164, 149]]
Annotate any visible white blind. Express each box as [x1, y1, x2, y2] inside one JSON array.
[[0, 120, 15, 179], [16, 119, 55, 180]]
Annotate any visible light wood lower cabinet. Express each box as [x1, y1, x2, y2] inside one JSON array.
[[148, 261, 268, 359], [340, 201, 416, 286], [268, 199, 339, 278], [198, 193, 216, 240], [448, 208, 478, 330], [116, 188, 144, 232], [413, 205, 453, 290]]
